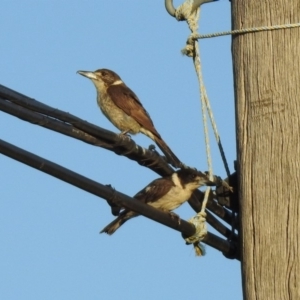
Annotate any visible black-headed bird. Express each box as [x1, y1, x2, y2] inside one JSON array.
[[100, 168, 215, 235]]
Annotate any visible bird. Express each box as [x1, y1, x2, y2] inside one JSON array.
[[100, 168, 215, 235], [77, 68, 182, 168]]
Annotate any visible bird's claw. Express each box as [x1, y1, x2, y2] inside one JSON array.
[[119, 130, 131, 137]]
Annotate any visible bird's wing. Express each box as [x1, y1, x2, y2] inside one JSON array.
[[133, 177, 174, 204], [107, 84, 161, 138]]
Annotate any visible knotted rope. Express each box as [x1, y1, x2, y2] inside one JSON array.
[[176, 0, 300, 256], [175, 0, 223, 256]]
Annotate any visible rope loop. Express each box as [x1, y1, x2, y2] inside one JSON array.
[[177, 1, 231, 256], [174, 0, 193, 22], [175, 0, 201, 57], [176, 0, 299, 256], [185, 211, 207, 256], [184, 187, 211, 256]]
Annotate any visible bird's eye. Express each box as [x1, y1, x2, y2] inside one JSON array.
[[102, 71, 107, 76]]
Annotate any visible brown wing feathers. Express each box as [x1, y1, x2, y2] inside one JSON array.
[[134, 177, 174, 203], [107, 84, 182, 167], [100, 177, 174, 235], [107, 84, 158, 135], [152, 135, 182, 168]]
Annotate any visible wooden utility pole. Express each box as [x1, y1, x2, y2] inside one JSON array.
[[232, 1, 300, 299]]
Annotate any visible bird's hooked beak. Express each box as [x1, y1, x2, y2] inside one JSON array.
[[196, 171, 216, 186], [206, 179, 216, 186], [77, 70, 97, 80]]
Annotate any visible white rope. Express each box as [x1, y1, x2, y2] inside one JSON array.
[[176, 1, 218, 256], [184, 210, 207, 256], [177, 1, 230, 178], [192, 22, 300, 40], [176, 1, 300, 255]]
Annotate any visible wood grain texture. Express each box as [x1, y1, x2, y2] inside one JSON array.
[[232, 0, 300, 299]]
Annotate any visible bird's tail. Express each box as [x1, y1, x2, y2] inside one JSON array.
[[153, 135, 182, 169], [100, 210, 138, 235]]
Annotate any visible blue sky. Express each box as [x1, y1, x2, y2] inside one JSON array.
[[0, 1, 241, 299]]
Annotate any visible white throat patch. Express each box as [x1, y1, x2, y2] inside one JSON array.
[[111, 80, 123, 85], [171, 173, 183, 189]]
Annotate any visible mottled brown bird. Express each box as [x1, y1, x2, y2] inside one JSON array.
[[77, 68, 181, 168], [100, 168, 215, 235]]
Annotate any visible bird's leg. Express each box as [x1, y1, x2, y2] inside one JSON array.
[[148, 144, 161, 156], [118, 130, 131, 138]]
